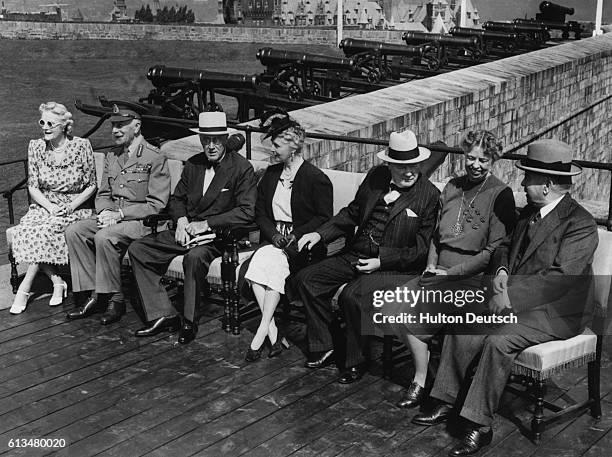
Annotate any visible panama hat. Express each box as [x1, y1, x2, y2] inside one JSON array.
[[516, 139, 582, 176], [189, 111, 229, 135], [377, 130, 431, 164]]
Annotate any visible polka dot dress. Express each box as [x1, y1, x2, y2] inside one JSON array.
[[12, 137, 97, 265]]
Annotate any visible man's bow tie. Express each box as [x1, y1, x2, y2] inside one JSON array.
[[205, 161, 219, 170], [389, 183, 410, 193]]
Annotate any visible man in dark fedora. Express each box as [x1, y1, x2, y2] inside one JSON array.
[[295, 129, 440, 383], [66, 105, 171, 325], [412, 139, 598, 456], [128, 111, 257, 344]]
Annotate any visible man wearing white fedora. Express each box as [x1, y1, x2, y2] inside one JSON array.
[[128, 111, 257, 344], [413, 139, 598, 456], [295, 129, 440, 383]]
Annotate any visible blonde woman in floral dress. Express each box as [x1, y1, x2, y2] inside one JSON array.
[[9, 102, 97, 314]]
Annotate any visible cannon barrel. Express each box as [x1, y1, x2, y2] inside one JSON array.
[[450, 27, 518, 41], [402, 32, 480, 47], [483, 21, 549, 34], [256, 47, 355, 70], [147, 65, 259, 90], [513, 18, 580, 31], [540, 1, 574, 16], [339, 38, 424, 57]]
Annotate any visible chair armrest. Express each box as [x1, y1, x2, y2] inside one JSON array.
[[215, 224, 259, 242], [143, 213, 174, 235], [142, 213, 172, 228]]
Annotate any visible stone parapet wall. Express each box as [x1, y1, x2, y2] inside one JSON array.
[[0, 21, 408, 43], [282, 34, 612, 203]]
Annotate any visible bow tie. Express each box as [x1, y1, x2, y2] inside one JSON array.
[[389, 183, 410, 193], [205, 161, 219, 170]]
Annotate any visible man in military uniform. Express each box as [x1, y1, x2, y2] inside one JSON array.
[[65, 105, 171, 325]]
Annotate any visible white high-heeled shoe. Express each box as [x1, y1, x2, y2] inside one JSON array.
[[49, 281, 68, 307], [10, 290, 31, 315]]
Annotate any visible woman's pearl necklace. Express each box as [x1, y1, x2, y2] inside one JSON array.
[[50, 137, 68, 152]]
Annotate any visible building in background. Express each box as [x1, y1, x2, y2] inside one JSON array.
[[110, 0, 131, 21], [236, 0, 478, 30], [0, 1, 64, 21]]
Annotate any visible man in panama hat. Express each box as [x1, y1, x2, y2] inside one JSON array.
[[128, 111, 257, 344], [413, 139, 598, 456], [294, 129, 441, 383]]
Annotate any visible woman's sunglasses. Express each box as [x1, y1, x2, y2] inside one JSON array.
[[39, 119, 63, 129]]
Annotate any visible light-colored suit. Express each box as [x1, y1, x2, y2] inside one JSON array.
[[66, 137, 171, 294]]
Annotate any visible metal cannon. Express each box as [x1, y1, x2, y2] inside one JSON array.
[[256, 47, 358, 100], [147, 65, 259, 90], [339, 38, 440, 79], [482, 21, 551, 47], [402, 31, 484, 64], [449, 27, 520, 52], [256, 47, 355, 71], [537, 1, 574, 23], [514, 18, 582, 40], [144, 65, 260, 121]]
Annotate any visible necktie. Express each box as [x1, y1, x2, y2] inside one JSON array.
[[516, 210, 542, 267]]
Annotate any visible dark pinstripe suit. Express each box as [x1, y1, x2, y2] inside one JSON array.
[[293, 165, 440, 366]]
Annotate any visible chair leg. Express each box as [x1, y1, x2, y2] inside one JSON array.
[[531, 379, 546, 444], [231, 275, 240, 335], [9, 247, 19, 294], [383, 335, 393, 380], [588, 358, 602, 419], [221, 251, 231, 333]]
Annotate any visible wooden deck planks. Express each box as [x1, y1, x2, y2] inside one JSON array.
[[0, 294, 609, 457]]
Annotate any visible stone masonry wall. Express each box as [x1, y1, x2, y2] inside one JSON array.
[[281, 34, 612, 203], [0, 20, 405, 43]]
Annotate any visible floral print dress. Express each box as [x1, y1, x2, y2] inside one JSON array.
[[12, 137, 97, 265]]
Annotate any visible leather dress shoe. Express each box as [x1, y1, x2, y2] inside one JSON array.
[[338, 365, 367, 384], [412, 402, 453, 426], [396, 382, 427, 409], [304, 349, 335, 369], [245, 343, 266, 362], [178, 319, 198, 345], [448, 427, 493, 456], [135, 316, 180, 337], [100, 293, 125, 325], [66, 296, 101, 320], [268, 331, 290, 358]]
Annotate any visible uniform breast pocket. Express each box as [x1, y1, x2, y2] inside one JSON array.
[[126, 172, 150, 198]]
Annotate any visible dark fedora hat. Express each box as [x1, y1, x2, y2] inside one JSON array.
[[516, 139, 582, 176]]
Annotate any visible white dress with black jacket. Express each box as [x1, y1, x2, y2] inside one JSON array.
[[244, 162, 302, 294]]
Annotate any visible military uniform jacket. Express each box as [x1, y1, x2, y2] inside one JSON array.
[[95, 137, 171, 220]]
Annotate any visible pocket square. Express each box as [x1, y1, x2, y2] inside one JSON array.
[[220, 188, 230, 192], [405, 208, 419, 217]]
